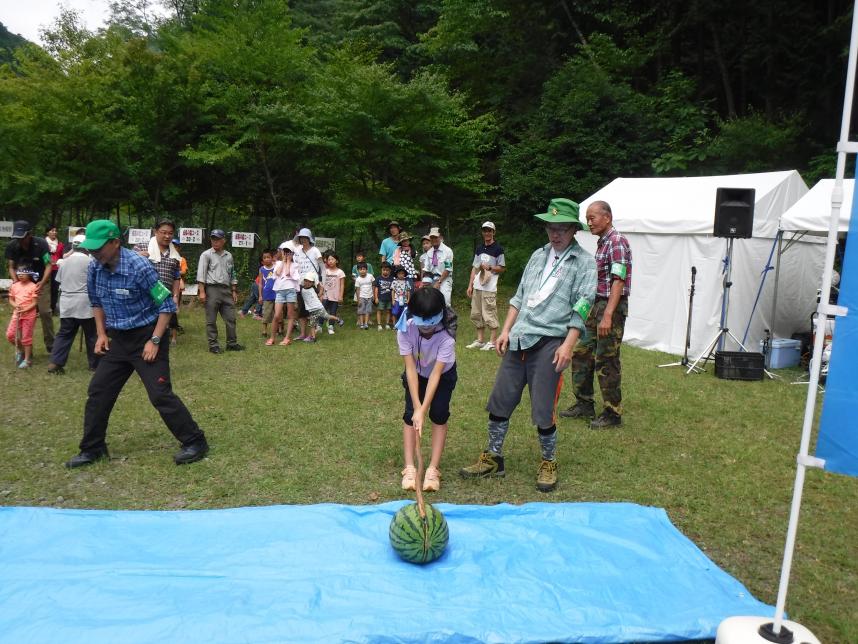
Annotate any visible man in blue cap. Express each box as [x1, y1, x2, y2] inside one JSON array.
[[64, 219, 209, 468], [460, 198, 596, 492]]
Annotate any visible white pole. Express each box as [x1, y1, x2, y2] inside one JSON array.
[[770, 0, 858, 634]]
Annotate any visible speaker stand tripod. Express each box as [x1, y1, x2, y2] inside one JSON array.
[[686, 239, 773, 378], [659, 266, 702, 372]]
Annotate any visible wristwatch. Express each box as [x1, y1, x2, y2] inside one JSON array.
[[150, 335, 161, 345]]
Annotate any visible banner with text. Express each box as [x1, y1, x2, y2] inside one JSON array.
[[231, 232, 255, 248], [0, 221, 12, 238], [127, 228, 151, 245], [816, 187, 858, 477], [179, 228, 204, 245]]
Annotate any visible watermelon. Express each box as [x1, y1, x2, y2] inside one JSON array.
[[389, 502, 449, 564]]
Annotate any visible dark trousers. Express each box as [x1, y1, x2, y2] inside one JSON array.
[[204, 284, 238, 349], [81, 324, 204, 452], [49, 317, 99, 369]]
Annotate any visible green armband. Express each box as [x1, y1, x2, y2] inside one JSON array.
[[610, 262, 627, 280], [42, 252, 51, 264], [149, 281, 171, 305], [573, 297, 591, 322]]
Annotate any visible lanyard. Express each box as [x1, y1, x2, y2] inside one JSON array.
[[539, 245, 572, 291]]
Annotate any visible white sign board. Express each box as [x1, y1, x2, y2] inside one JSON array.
[[0, 221, 12, 238], [231, 231, 255, 248], [179, 228, 203, 244], [315, 237, 336, 254], [127, 228, 151, 245]]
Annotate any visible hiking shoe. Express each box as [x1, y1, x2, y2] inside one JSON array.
[[47, 364, 65, 375], [591, 410, 623, 429], [225, 344, 244, 351], [423, 466, 441, 492], [536, 459, 558, 492], [559, 401, 595, 419], [480, 342, 495, 351], [465, 339, 483, 349], [401, 465, 417, 491], [459, 451, 505, 478]]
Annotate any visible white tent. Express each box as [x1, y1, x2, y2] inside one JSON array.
[[576, 170, 822, 356], [778, 178, 853, 235]]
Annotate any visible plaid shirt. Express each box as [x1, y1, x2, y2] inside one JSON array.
[[152, 249, 180, 290], [88, 247, 176, 330], [595, 227, 632, 297], [508, 241, 596, 351]]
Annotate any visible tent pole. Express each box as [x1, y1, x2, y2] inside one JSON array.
[[769, 0, 858, 637], [770, 231, 783, 339]]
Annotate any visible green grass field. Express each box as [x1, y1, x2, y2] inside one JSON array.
[[0, 298, 855, 642]]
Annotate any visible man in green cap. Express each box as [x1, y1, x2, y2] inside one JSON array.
[[64, 219, 209, 468], [460, 198, 596, 492]]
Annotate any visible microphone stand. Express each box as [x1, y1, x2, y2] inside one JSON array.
[[659, 266, 701, 371]]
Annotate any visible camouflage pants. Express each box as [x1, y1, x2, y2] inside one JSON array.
[[570, 298, 627, 415]]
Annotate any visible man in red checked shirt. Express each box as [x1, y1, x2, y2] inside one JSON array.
[[561, 200, 632, 429]]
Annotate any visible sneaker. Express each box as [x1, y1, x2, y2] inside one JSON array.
[[591, 410, 623, 429], [265, 338, 275, 346], [385, 324, 391, 330], [536, 459, 558, 492], [14, 351, 22, 364], [209, 346, 222, 354], [47, 363, 65, 375], [377, 325, 383, 332], [480, 342, 495, 351], [302, 336, 316, 343], [465, 340, 483, 349], [401, 465, 417, 491], [327, 327, 335, 335], [297, 335, 307, 341], [459, 451, 505, 478], [337, 318, 344, 327], [423, 466, 441, 492], [18, 360, 31, 369], [559, 401, 596, 419]]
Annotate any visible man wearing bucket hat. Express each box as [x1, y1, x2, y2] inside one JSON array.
[[5, 220, 55, 353], [460, 198, 596, 492], [64, 219, 209, 468]]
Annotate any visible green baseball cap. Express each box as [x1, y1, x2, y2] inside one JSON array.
[[80, 220, 121, 250], [534, 198, 588, 231]]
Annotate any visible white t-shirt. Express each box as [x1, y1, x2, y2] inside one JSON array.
[[57, 252, 94, 319], [355, 274, 375, 299], [294, 245, 323, 280], [300, 286, 324, 311]]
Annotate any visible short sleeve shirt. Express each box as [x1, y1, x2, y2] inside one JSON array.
[[379, 237, 399, 263], [375, 274, 393, 302], [322, 268, 345, 302], [472, 241, 506, 292], [260, 265, 277, 300], [355, 274, 375, 299], [397, 321, 456, 378], [595, 227, 632, 297], [5, 237, 51, 281]]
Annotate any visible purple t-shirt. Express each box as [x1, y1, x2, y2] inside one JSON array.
[[397, 321, 456, 379]]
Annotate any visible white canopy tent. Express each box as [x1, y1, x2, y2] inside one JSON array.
[[778, 179, 853, 236], [576, 170, 822, 356]]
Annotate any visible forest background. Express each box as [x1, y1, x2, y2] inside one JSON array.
[[0, 0, 853, 282]]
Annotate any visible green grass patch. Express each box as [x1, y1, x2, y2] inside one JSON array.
[[1, 298, 855, 642]]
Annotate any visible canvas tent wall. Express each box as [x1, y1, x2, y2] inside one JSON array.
[[576, 171, 822, 356]]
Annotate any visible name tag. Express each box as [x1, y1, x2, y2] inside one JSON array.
[[115, 288, 130, 295]]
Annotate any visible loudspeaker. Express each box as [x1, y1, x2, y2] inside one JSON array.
[[714, 187, 755, 238]]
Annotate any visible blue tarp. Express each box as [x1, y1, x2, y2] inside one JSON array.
[[0, 502, 772, 643], [817, 179, 858, 476]]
